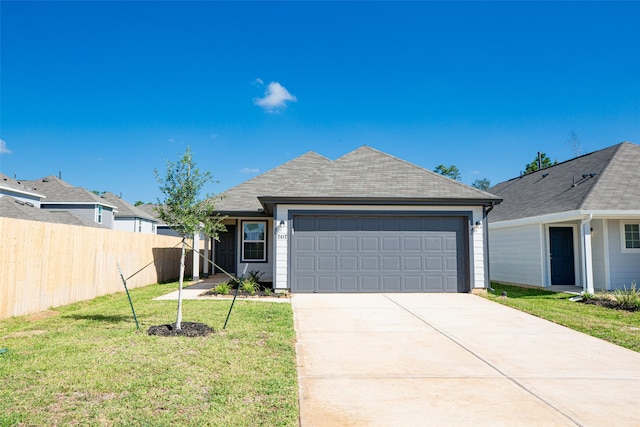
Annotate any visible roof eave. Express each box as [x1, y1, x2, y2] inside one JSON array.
[[258, 196, 502, 215]]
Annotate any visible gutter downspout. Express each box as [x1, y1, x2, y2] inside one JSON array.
[[484, 202, 496, 290], [580, 214, 594, 294]]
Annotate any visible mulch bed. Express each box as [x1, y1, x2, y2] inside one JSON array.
[[580, 299, 639, 312], [147, 322, 214, 337]]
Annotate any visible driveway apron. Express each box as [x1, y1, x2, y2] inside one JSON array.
[[292, 293, 640, 427]]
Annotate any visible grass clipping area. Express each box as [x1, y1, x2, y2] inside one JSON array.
[[486, 283, 640, 352], [0, 283, 299, 426]]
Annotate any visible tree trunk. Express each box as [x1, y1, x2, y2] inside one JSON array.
[[176, 238, 186, 331]]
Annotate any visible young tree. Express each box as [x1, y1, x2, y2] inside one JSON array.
[[524, 152, 557, 174], [471, 178, 491, 191], [434, 164, 461, 181], [154, 147, 226, 331]]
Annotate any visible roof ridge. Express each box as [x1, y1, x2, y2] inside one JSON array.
[[340, 146, 498, 198]]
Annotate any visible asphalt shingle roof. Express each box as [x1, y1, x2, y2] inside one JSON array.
[[100, 192, 156, 221], [0, 195, 107, 228], [214, 151, 333, 213], [214, 146, 500, 214], [488, 142, 640, 222], [20, 176, 116, 208], [0, 173, 45, 198], [269, 146, 500, 200]]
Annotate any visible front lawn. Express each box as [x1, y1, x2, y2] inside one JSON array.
[[0, 283, 299, 426], [485, 283, 640, 352]]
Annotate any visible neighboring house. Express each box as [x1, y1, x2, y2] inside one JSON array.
[[0, 195, 107, 228], [211, 146, 501, 293], [19, 176, 117, 229], [488, 141, 640, 293], [0, 173, 45, 207], [100, 192, 157, 234], [137, 204, 180, 237]]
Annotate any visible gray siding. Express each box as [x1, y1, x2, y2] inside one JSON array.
[[43, 204, 114, 229], [606, 219, 640, 289], [489, 223, 544, 286]]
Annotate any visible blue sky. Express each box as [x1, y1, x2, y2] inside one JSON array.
[[1, 1, 639, 204]]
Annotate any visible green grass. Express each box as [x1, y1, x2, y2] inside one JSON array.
[[0, 283, 298, 426], [485, 283, 640, 352]]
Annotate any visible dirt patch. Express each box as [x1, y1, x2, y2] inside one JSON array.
[[27, 310, 59, 322], [147, 322, 214, 337]]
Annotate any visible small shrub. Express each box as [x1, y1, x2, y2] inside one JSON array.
[[613, 281, 640, 309], [264, 288, 273, 296], [247, 270, 265, 284], [581, 291, 595, 301], [213, 282, 231, 295], [241, 279, 259, 296]]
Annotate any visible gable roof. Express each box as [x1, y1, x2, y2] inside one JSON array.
[[19, 176, 117, 209], [488, 142, 640, 222], [215, 146, 500, 215], [214, 151, 333, 214], [0, 195, 108, 228], [100, 192, 156, 221]]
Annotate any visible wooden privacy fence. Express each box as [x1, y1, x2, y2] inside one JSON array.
[[0, 217, 194, 319]]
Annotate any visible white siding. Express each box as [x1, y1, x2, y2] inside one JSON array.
[[489, 223, 544, 286], [606, 219, 640, 289]]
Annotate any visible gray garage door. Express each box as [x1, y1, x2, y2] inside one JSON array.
[[290, 215, 468, 293]]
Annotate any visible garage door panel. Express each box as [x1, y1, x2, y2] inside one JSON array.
[[403, 237, 422, 251], [403, 256, 422, 271], [382, 276, 401, 291], [317, 236, 337, 251], [361, 276, 380, 291], [317, 256, 337, 272], [339, 236, 358, 251], [382, 256, 401, 271], [361, 237, 379, 251], [291, 215, 467, 293], [403, 276, 422, 291], [361, 256, 379, 271], [318, 276, 338, 291]]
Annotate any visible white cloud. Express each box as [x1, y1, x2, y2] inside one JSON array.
[[0, 139, 11, 154], [168, 138, 176, 143], [254, 78, 264, 85], [240, 167, 259, 174], [254, 81, 297, 112]]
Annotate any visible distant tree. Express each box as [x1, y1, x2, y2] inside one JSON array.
[[91, 190, 106, 196], [134, 201, 144, 206], [524, 153, 558, 174], [434, 164, 461, 181], [154, 147, 226, 331], [567, 130, 583, 157], [471, 178, 491, 191]]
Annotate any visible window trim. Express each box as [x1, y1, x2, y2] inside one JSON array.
[[241, 220, 268, 262], [620, 221, 640, 253], [96, 205, 103, 224]]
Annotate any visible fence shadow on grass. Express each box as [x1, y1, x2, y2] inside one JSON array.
[[62, 314, 133, 323]]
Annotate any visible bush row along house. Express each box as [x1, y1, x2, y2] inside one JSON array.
[[0, 174, 157, 233]]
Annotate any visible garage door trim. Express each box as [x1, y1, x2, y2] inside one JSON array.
[[287, 210, 472, 293]]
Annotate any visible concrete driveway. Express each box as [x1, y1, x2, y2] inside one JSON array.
[[292, 293, 640, 427]]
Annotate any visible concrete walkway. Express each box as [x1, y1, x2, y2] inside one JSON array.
[[292, 293, 640, 427]]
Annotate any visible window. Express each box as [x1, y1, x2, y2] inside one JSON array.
[[96, 205, 103, 224], [622, 223, 640, 251], [242, 221, 266, 261]]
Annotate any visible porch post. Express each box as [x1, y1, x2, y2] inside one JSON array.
[[581, 218, 594, 293], [203, 234, 210, 277], [192, 231, 200, 281]]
